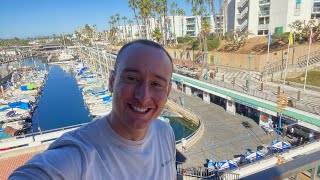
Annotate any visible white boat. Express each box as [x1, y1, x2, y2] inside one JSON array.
[[59, 50, 74, 61]]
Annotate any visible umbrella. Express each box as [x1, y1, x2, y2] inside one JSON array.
[[216, 160, 238, 171], [245, 151, 264, 163], [271, 141, 291, 151]]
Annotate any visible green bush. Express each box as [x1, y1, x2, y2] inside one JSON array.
[[177, 36, 196, 44], [207, 39, 220, 51], [272, 32, 290, 44]]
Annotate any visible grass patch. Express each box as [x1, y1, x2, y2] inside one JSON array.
[[287, 70, 320, 87]]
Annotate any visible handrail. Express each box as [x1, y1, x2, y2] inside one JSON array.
[[241, 150, 320, 180], [0, 123, 88, 149], [176, 161, 240, 179], [166, 100, 204, 146]]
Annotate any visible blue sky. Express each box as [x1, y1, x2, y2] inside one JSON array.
[[0, 0, 219, 39]]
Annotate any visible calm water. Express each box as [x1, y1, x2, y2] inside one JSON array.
[[2, 58, 194, 141], [31, 64, 91, 132]]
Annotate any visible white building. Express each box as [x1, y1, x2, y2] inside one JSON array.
[[116, 15, 215, 41], [115, 0, 320, 41], [230, 0, 320, 36]]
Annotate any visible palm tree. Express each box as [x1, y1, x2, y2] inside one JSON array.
[[218, 0, 223, 40], [128, 19, 134, 41], [152, 28, 162, 43], [115, 13, 122, 40], [177, 8, 185, 40], [138, 0, 153, 39], [154, 0, 164, 44], [122, 16, 128, 42], [163, 0, 169, 46], [170, 2, 178, 46], [209, 0, 217, 35], [224, 0, 228, 34], [129, 0, 141, 37]]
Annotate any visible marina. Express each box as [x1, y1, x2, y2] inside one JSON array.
[[0, 57, 195, 142]]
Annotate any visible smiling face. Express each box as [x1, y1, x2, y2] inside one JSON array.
[[109, 43, 172, 140]]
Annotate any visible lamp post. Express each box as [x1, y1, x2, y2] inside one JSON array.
[[181, 79, 184, 108], [247, 52, 253, 91]]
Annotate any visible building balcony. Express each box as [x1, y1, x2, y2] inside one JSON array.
[[237, 6, 249, 20], [312, 7, 320, 13], [257, 24, 269, 30], [187, 28, 196, 31], [237, 0, 248, 9], [236, 19, 248, 31], [259, 10, 270, 17], [259, 0, 270, 5], [187, 21, 196, 24], [186, 32, 195, 37]]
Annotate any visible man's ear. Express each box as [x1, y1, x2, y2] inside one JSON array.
[[109, 70, 115, 93]]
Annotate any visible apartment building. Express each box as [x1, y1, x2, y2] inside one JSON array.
[[115, 0, 319, 41], [115, 15, 215, 41], [231, 0, 319, 36]]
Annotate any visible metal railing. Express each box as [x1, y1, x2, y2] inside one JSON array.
[[259, 10, 270, 17], [177, 161, 240, 179], [237, 0, 248, 9], [0, 123, 87, 149], [259, 0, 270, 5], [241, 150, 320, 180], [257, 24, 269, 30], [297, 49, 320, 68], [312, 7, 320, 13], [166, 100, 204, 146], [237, 7, 249, 20]]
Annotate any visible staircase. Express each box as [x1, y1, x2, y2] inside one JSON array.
[[263, 50, 320, 76], [297, 50, 320, 68]]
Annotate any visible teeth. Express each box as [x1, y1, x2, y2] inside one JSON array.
[[131, 105, 148, 112]]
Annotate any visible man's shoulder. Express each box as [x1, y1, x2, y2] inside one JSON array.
[[49, 117, 106, 150]]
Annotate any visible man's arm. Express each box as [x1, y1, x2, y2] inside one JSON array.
[[9, 145, 83, 180]]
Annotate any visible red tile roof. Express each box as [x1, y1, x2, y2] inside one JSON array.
[[0, 151, 42, 180]]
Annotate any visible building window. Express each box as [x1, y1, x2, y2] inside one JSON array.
[[295, 0, 301, 14], [259, 18, 264, 25], [266, 17, 270, 24], [258, 30, 264, 35]]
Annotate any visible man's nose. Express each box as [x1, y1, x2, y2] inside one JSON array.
[[134, 82, 151, 103]]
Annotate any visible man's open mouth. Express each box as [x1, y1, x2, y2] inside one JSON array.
[[129, 104, 151, 113]]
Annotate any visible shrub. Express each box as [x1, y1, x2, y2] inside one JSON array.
[[207, 39, 220, 51]]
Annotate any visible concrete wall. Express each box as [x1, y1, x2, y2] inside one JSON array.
[[166, 43, 320, 72]]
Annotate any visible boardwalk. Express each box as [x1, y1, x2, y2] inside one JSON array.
[[170, 89, 275, 167]]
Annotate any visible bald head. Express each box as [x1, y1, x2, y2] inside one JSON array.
[[114, 40, 173, 74]]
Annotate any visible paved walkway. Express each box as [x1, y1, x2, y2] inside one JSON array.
[[170, 89, 276, 167]]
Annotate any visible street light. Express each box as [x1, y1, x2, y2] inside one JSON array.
[[181, 79, 184, 108], [247, 52, 253, 91]]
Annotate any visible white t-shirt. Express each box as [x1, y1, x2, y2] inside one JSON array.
[[10, 116, 177, 180]]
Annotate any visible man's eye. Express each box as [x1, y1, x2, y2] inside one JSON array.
[[126, 76, 137, 81], [151, 82, 163, 87]]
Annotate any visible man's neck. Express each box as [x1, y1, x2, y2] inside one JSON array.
[[106, 114, 148, 141]]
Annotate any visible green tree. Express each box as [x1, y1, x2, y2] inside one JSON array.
[[122, 16, 128, 42], [128, 19, 134, 40], [129, 0, 141, 37], [152, 27, 162, 42], [170, 2, 178, 46]]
